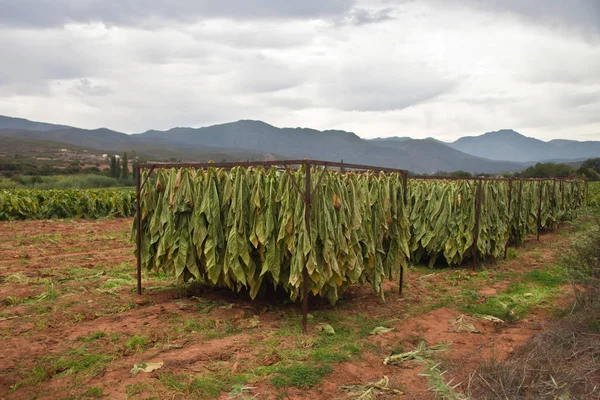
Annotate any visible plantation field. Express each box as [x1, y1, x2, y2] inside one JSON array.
[[0, 189, 135, 221], [0, 214, 594, 399]]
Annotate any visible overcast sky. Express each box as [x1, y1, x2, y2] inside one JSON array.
[[0, 0, 598, 141]]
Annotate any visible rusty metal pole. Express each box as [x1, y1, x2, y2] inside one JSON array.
[[504, 179, 513, 259], [399, 172, 408, 295], [537, 181, 543, 241], [560, 180, 565, 225], [302, 161, 311, 334], [136, 166, 142, 295]]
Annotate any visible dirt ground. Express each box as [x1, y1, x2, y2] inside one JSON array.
[[0, 218, 583, 400]]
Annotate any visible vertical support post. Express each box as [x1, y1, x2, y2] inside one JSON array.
[[302, 161, 311, 334], [537, 180, 543, 241], [136, 166, 142, 295], [399, 171, 408, 295], [504, 179, 513, 259], [472, 179, 483, 268], [560, 180, 565, 224]]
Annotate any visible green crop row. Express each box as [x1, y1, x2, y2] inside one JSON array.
[[0, 189, 135, 221]]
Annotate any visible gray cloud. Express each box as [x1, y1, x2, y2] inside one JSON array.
[[324, 78, 455, 112], [456, 0, 600, 35], [0, 0, 355, 27], [339, 7, 395, 25], [232, 59, 303, 93], [0, 0, 598, 141], [73, 79, 113, 96], [0, 30, 90, 86], [315, 54, 459, 112], [563, 92, 600, 108], [0, 80, 52, 96], [193, 24, 310, 50]]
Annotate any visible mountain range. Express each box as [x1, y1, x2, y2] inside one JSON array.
[[0, 115, 598, 174], [449, 129, 600, 163]]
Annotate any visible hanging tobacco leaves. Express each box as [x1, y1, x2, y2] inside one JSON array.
[[135, 166, 410, 304], [408, 178, 585, 266], [135, 167, 585, 303]]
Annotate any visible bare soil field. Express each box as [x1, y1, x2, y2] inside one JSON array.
[[0, 218, 585, 399]]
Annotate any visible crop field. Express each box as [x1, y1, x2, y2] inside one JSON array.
[[0, 210, 595, 399], [0, 176, 595, 400], [0, 189, 135, 221]]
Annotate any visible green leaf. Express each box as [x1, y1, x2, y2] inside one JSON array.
[[319, 323, 335, 335], [369, 326, 395, 335]]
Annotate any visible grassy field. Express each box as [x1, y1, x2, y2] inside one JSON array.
[[0, 175, 134, 190], [0, 209, 595, 399]]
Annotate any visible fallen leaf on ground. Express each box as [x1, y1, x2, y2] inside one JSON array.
[[450, 315, 479, 333], [319, 323, 335, 335], [370, 326, 395, 335], [130, 362, 164, 376]]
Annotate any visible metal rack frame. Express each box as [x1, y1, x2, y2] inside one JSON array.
[[135, 159, 408, 332], [135, 159, 586, 332]]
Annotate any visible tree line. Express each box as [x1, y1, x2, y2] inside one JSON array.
[[516, 158, 600, 180], [411, 158, 600, 180], [108, 152, 133, 180]]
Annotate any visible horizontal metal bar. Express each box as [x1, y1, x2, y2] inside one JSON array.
[[137, 159, 407, 173], [136, 160, 581, 182], [410, 176, 509, 181], [138, 160, 300, 170], [309, 160, 406, 173]]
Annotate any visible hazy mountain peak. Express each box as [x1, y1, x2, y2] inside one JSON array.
[[1, 114, 598, 171], [370, 136, 412, 142], [424, 137, 445, 143], [450, 129, 600, 162], [489, 129, 519, 134], [231, 119, 276, 128], [482, 129, 532, 139], [0, 114, 70, 132], [460, 129, 523, 140]]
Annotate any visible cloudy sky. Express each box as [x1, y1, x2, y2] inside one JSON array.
[[0, 0, 598, 141]]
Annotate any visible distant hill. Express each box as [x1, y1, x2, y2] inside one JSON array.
[[2, 114, 597, 174], [0, 115, 70, 132], [0, 127, 137, 150], [371, 138, 523, 173], [137, 120, 524, 173], [0, 136, 98, 158], [449, 129, 600, 162], [0, 130, 277, 163], [0, 116, 276, 162]]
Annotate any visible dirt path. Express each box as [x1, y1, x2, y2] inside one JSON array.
[[0, 218, 583, 399]]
